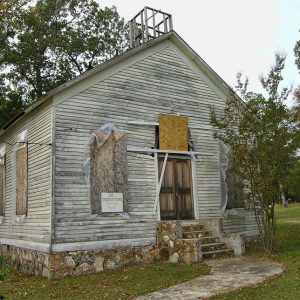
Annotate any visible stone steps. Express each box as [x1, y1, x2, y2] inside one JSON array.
[[157, 221, 238, 266], [182, 230, 212, 239], [202, 249, 234, 259], [179, 223, 235, 261], [181, 238, 199, 242], [201, 242, 228, 252], [200, 236, 221, 244]]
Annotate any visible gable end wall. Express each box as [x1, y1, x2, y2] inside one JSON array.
[[53, 40, 227, 245]]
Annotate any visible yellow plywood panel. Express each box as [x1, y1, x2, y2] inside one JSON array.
[[16, 145, 28, 215], [159, 114, 188, 151]]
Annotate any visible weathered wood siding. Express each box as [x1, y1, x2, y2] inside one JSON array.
[[222, 210, 259, 235], [0, 101, 52, 245], [53, 42, 226, 244]]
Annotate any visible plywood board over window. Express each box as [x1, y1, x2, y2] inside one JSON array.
[[226, 154, 244, 209], [0, 159, 4, 216], [159, 114, 188, 151], [16, 144, 28, 215], [90, 133, 128, 213]]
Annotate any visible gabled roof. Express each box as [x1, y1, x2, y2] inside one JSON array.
[[0, 30, 235, 137]]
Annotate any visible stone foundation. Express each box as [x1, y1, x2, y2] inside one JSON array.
[[0, 243, 158, 278], [0, 221, 201, 278], [0, 244, 49, 276], [47, 244, 158, 278], [157, 221, 200, 264]]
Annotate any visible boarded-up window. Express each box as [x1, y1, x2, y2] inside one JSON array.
[[159, 114, 188, 151], [90, 131, 128, 213], [226, 154, 244, 209], [0, 157, 4, 216], [16, 144, 28, 215]]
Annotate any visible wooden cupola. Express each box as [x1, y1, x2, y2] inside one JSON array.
[[128, 7, 173, 48]]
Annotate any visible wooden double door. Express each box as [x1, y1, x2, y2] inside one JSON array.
[[159, 157, 194, 220]]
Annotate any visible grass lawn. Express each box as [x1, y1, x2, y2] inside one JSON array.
[[0, 259, 209, 300], [210, 203, 300, 300]]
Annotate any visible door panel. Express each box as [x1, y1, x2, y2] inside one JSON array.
[[159, 159, 176, 219], [159, 157, 194, 220]]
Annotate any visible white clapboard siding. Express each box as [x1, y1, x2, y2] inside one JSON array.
[[0, 101, 52, 244], [53, 44, 226, 244]]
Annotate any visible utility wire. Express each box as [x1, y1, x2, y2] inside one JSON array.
[[2, 142, 52, 147]]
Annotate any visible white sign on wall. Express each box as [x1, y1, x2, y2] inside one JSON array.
[[101, 193, 124, 213]]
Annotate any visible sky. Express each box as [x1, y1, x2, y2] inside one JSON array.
[[99, 0, 300, 105]]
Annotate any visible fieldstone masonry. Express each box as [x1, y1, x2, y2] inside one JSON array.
[[0, 244, 49, 276], [157, 221, 200, 264], [0, 243, 158, 278]]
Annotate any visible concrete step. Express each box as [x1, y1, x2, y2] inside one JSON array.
[[201, 242, 228, 252], [182, 230, 212, 239], [200, 236, 221, 244], [181, 224, 205, 232], [202, 249, 234, 259]]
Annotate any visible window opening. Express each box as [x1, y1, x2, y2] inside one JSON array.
[[89, 123, 128, 214]]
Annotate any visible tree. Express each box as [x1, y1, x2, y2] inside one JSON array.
[[210, 53, 298, 253], [0, 0, 128, 127], [0, 1, 28, 128], [0, 0, 28, 64], [293, 33, 300, 121], [294, 87, 300, 121], [285, 159, 300, 202], [285, 35, 300, 202], [294, 39, 300, 71], [0, 77, 24, 128]]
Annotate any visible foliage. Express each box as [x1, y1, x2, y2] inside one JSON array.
[[0, 261, 209, 299], [293, 36, 300, 122], [288, 36, 300, 202], [210, 203, 300, 300], [0, 77, 25, 128], [0, 0, 128, 127], [294, 39, 300, 72], [210, 53, 298, 253], [0, 0, 28, 64], [293, 87, 300, 122], [285, 159, 300, 201]]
